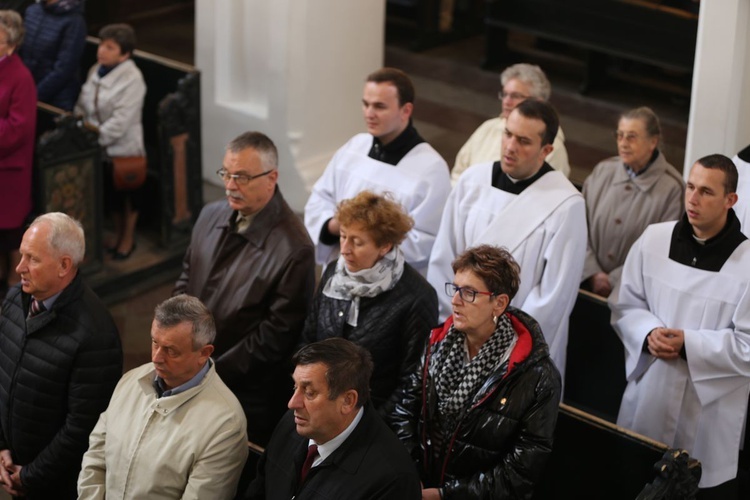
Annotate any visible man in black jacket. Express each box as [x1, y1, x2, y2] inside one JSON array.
[[246, 338, 421, 500], [0, 213, 122, 500]]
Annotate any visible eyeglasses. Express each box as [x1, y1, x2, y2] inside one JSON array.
[[498, 91, 529, 102], [445, 283, 495, 303], [614, 131, 641, 143], [216, 168, 274, 186]]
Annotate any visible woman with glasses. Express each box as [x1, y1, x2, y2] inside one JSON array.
[[451, 63, 570, 185], [581, 106, 684, 297], [0, 10, 36, 296], [75, 23, 145, 260], [299, 190, 438, 414], [389, 244, 561, 500]]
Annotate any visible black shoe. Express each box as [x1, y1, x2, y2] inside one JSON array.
[[112, 243, 137, 261]]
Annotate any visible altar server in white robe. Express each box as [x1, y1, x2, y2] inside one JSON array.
[[732, 144, 750, 230], [304, 68, 451, 274], [427, 98, 586, 376], [611, 154, 750, 496]]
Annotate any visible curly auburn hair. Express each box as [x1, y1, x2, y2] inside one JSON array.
[[335, 191, 414, 248]]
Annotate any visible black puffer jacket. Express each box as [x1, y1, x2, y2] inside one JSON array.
[[300, 261, 438, 413], [0, 274, 123, 500], [389, 307, 561, 499]]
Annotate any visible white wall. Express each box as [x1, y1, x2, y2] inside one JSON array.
[[685, 0, 750, 173], [195, 0, 385, 211]]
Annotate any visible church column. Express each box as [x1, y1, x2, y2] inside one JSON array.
[[685, 0, 750, 173], [195, 0, 385, 211]]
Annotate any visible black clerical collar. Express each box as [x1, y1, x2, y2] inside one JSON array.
[[669, 209, 747, 271], [738, 144, 750, 162], [491, 162, 553, 194], [368, 122, 425, 166]]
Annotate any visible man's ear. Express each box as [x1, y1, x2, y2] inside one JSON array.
[[199, 344, 215, 360], [340, 389, 359, 415], [726, 192, 738, 209], [400, 102, 414, 121], [58, 256, 74, 278]]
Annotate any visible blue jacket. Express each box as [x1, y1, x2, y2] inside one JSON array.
[[19, 1, 86, 110]]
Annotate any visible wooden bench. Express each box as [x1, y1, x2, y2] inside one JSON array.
[[245, 405, 700, 498], [387, 0, 483, 50], [534, 404, 699, 499], [565, 289, 626, 422], [32, 41, 203, 301], [483, 0, 699, 93], [78, 37, 204, 248]]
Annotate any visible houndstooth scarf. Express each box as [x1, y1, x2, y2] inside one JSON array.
[[432, 313, 517, 427], [321, 247, 404, 327]]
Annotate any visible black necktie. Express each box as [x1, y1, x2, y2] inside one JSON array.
[[299, 444, 318, 484]]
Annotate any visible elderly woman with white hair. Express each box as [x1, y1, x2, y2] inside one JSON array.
[[451, 63, 570, 184]]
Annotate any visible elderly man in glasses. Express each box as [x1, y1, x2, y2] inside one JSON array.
[[174, 131, 315, 451]]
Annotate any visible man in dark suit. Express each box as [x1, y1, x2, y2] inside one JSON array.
[[246, 338, 420, 500]]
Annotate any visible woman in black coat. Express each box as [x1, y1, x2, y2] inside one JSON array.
[[389, 245, 562, 499], [299, 190, 438, 414]]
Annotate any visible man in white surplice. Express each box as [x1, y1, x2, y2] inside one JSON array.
[[611, 154, 750, 494], [304, 68, 451, 274], [427, 99, 586, 377], [732, 144, 750, 230]]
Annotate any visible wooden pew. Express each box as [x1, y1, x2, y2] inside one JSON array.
[[387, 0, 482, 50], [79, 37, 204, 248], [483, 0, 699, 93], [534, 404, 699, 499], [35, 104, 104, 274], [245, 405, 700, 499], [31, 42, 203, 302], [565, 289, 626, 423]]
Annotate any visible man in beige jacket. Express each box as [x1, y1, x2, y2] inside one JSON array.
[[77, 295, 248, 500]]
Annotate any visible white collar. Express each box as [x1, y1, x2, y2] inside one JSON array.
[[309, 406, 364, 467]]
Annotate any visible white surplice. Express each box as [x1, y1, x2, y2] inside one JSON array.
[[733, 153, 750, 231], [427, 162, 587, 375], [611, 221, 750, 487], [304, 133, 451, 274]]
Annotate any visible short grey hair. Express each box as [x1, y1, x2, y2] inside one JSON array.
[[154, 295, 216, 350], [500, 63, 551, 101], [227, 131, 278, 172], [620, 106, 661, 138], [0, 10, 24, 47], [30, 213, 85, 266]]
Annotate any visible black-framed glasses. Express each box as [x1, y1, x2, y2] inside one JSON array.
[[216, 168, 274, 186], [445, 283, 495, 303]]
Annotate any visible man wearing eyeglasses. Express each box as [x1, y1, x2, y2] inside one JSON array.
[[450, 63, 570, 186], [304, 67, 451, 275], [427, 99, 586, 379], [173, 131, 315, 449]]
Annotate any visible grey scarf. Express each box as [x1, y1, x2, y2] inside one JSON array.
[[322, 247, 405, 326]]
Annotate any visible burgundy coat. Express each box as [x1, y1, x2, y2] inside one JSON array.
[[0, 53, 36, 229]]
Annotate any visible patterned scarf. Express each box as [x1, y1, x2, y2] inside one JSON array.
[[431, 313, 517, 429], [322, 246, 405, 327]]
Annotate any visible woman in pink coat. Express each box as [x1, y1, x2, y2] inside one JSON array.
[[0, 10, 36, 295]]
